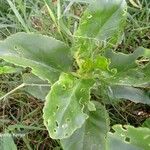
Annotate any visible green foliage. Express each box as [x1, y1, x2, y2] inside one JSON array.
[[0, 133, 17, 150], [75, 0, 126, 45], [108, 125, 150, 150], [143, 118, 150, 129], [43, 73, 94, 139], [0, 32, 73, 83], [0, 66, 18, 74], [61, 102, 109, 150], [0, 0, 150, 149], [22, 73, 50, 100], [109, 85, 150, 104], [74, 0, 127, 69], [105, 47, 150, 87]]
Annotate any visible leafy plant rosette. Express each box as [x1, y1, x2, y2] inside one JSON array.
[[0, 0, 150, 149]]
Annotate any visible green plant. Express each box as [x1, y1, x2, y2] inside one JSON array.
[[0, 0, 150, 149]]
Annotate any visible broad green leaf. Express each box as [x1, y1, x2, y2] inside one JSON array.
[[108, 125, 150, 150], [108, 85, 150, 104], [73, 0, 127, 61], [22, 73, 50, 101], [108, 132, 141, 150], [107, 66, 150, 89], [43, 73, 94, 139], [0, 133, 17, 150], [0, 32, 73, 83], [105, 47, 150, 87], [105, 47, 150, 72], [109, 69, 150, 87], [76, 0, 127, 41], [61, 102, 110, 150]]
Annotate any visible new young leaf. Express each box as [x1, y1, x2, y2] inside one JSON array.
[[73, 0, 127, 64]]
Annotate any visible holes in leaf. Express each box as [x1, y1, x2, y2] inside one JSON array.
[[14, 45, 18, 50], [122, 126, 127, 130], [53, 129, 57, 133], [66, 118, 71, 123], [73, 60, 79, 72], [125, 137, 130, 143], [110, 128, 115, 133], [62, 85, 66, 90], [56, 106, 59, 110], [14, 45, 23, 55], [55, 121, 59, 127], [14, 45, 21, 51]]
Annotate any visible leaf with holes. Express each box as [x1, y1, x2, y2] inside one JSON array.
[[0, 32, 73, 83], [0, 0, 149, 149], [105, 47, 150, 87], [43, 73, 94, 139], [108, 125, 150, 150], [105, 47, 150, 72], [61, 102, 110, 150]]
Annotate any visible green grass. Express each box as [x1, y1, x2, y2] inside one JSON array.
[[0, 0, 150, 149], [117, 0, 150, 52]]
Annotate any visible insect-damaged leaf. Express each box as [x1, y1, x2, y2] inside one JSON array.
[[108, 125, 150, 150], [0, 32, 73, 83], [61, 102, 110, 150], [105, 47, 150, 72], [43, 73, 94, 139], [105, 47, 150, 87]]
